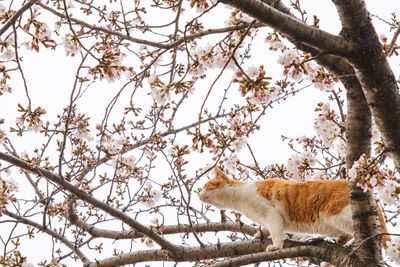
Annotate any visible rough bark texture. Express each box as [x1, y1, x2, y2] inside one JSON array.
[[333, 0, 400, 173], [219, 0, 353, 54], [84, 239, 351, 267]]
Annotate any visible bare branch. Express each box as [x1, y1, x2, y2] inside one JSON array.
[[0, 0, 40, 37], [67, 199, 256, 239], [36, 2, 263, 50], [3, 209, 90, 265]]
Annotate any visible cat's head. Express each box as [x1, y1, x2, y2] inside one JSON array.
[[198, 166, 243, 209]]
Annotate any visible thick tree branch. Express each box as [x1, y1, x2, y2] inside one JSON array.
[[84, 238, 352, 267], [67, 200, 256, 239], [211, 246, 327, 267], [332, 0, 400, 174], [219, 0, 353, 55], [0, 0, 40, 37]]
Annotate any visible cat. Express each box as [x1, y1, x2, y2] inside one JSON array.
[[198, 166, 390, 251]]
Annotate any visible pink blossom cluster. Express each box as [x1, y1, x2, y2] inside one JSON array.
[[348, 154, 399, 206], [11, 105, 46, 136], [109, 153, 142, 179], [0, 3, 6, 16], [190, 108, 255, 156], [233, 65, 280, 105], [143, 181, 162, 208], [224, 154, 239, 171], [169, 144, 191, 168], [313, 102, 344, 148], [286, 151, 317, 182], [386, 237, 400, 264], [140, 235, 154, 248], [189, 43, 235, 76], [225, 9, 253, 26], [88, 38, 135, 82], [0, 177, 17, 216], [226, 112, 251, 151], [101, 135, 130, 154], [190, 0, 216, 13], [0, 82, 12, 96], [0, 34, 16, 61], [62, 34, 81, 56], [266, 33, 336, 90], [0, 129, 7, 144], [149, 74, 171, 105], [22, 18, 55, 51]]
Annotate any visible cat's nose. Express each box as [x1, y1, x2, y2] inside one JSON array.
[[198, 191, 205, 201]]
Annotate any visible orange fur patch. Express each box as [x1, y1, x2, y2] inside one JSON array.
[[203, 167, 244, 190], [256, 179, 350, 223], [378, 204, 390, 249]]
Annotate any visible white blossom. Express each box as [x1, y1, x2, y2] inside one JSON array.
[[22, 262, 34, 267], [121, 155, 136, 169], [36, 23, 52, 41], [233, 136, 247, 152], [224, 154, 238, 171], [247, 66, 260, 78], [335, 138, 346, 158], [375, 179, 399, 206], [62, 35, 80, 56], [0, 3, 6, 16], [277, 49, 298, 66], [7, 178, 18, 192], [1, 49, 15, 60], [151, 86, 170, 105], [151, 189, 162, 202], [386, 237, 400, 264]]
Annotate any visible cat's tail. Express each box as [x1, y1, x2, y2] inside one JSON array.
[[377, 203, 391, 250]]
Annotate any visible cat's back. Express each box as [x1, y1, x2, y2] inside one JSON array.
[[255, 178, 350, 223]]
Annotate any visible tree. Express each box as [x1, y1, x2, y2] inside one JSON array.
[[0, 0, 399, 266]]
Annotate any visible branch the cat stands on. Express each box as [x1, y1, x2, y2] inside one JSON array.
[[198, 166, 390, 251]]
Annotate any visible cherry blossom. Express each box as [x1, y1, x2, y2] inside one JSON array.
[[386, 237, 400, 264], [0, 3, 6, 16], [62, 34, 80, 56], [286, 151, 317, 182], [21, 262, 34, 267]]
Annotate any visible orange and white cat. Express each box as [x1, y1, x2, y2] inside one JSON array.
[[198, 166, 389, 251]]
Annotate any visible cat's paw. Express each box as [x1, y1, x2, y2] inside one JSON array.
[[254, 228, 270, 239], [337, 234, 352, 245], [266, 245, 281, 251]]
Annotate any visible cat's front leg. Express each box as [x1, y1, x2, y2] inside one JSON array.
[[264, 210, 284, 251]]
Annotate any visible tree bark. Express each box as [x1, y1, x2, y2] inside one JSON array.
[[332, 0, 400, 174]]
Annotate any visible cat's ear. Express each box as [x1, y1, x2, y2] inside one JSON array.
[[214, 166, 229, 181], [213, 166, 224, 176]]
